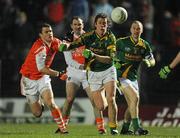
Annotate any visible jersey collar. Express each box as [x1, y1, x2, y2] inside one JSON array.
[[130, 36, 145, 48]]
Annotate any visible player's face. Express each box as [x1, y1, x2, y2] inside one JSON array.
[[40, 27, 53, 43], [95, 18, 108, 37], [130, 22, 143, 39], [71, 18, 84, 35]]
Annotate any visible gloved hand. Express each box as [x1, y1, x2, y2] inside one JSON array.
[[143, 59, 151, 67], [82, 49, 94, 59], [59, 44, 67, 52], [113, 57, 121, 69], [114, 62, 121, 69], [159, 66, 171, 79], [58, 70, 67, 80]]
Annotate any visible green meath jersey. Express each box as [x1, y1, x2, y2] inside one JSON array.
[[68, 30, 116, 72], [116, 36, 153, 81]]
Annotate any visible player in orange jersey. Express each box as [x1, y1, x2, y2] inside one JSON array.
[[58, 16, 106, 134], [20, 23, 68, 134]]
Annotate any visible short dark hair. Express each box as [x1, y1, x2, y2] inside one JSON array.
[[38, 23, 51, 34], [70, 16, 83, 24], [94, 13, 108, 24]]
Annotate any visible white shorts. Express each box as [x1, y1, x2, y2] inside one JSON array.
[[88, 66, 117, 91], [66, 67, 89, 89], [119, 78, 139, 91], [20, 75, 52, 104]]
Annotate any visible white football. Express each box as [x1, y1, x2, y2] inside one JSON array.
[[111, 7, 128, 24]]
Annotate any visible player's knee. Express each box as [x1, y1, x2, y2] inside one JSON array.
[[33, 111, 42, 118], [132, 93, 140, 103], [107, 96, 116, 104], [66, 96, 74, 104], [46, 102, 57, 110], [97, 104, 106, 111], [95, 102, 107, 111]]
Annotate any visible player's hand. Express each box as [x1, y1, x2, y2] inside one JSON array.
[[113, 57, 121, 69], [159, 66, 171, 79], [143, 59, 151, 67], [59, 44, 67, 52], [58, 70, 67, 80], [82, 49, 94, 59], [114, 62, 121, 69]]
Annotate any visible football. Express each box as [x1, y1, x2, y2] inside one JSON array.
[[111, 7, 128, 24]]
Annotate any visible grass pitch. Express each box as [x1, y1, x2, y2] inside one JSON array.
[[0, 123, 180, 138]]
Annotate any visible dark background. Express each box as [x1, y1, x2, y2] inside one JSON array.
[[0, 0, 179, 105]]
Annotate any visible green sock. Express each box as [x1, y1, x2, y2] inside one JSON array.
[[132, 118, 140, 131], [122, 121, 131, 131]]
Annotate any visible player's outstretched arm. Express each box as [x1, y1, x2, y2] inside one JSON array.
[[159, 52, 180, 79], [159, 66, 171, 79], [169, 52, 180, 69], [83, 49, 112, 64]]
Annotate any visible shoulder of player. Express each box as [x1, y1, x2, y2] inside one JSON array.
[[33, 43, 46, 55], [50, 37, 64, 46], [32, 38, 44, 49], [107, 30, 116, 39], [139, 38, 150, 47], [117, 36, 129, 42], [81, 30, 94, 38], [140, 38, 149, 44], [52, 37, 61, 42]]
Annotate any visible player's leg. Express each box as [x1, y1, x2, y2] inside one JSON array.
[[121, 84, 139, 129], [28, 96, 44, 117], [104, 80, 118, 135], [38, 75, 67, 134], [121, 80, 148, 135], [20, 76, 43, 117], [88, 68, 118, 135], [102, 66, 118, 135], [120, 108, 133, 135], [119, 82, 133, 135], [62, 81, 79, 125], [41, 89, 68, 134], [92, 87, 107, 111], [85, 86, 106, 134]]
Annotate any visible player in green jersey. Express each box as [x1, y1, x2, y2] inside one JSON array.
[[115, 20, 155, 135], [60, 13, 119, 135], [159, 51, 180, 79]]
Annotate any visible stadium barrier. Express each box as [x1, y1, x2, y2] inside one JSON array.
[[0, 98, 180, 127]]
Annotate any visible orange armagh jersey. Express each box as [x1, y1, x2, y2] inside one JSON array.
[[71, 46, 85, 64], [20, 37, 61, 80]]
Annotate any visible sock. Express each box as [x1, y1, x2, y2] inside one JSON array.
[[109, 122, 117, 130], [51, 108, 66, 132], [63, 116, 70, 126], [132, 118, 140, 131], [96, 117, 105, 131], [121, 121, 131, 132]]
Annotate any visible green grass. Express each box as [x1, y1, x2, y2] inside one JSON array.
[[0, 123, 180, 138]]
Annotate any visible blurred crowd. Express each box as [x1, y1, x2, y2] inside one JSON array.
[[0, 0, 179, 101]]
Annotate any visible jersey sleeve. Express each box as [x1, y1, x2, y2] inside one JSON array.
[[63, 51, 82, 69], [144, 41, 154, 60], [52, 38, 61, 52], [107, 33, 116, 58], [35, 47, 46, 71], [67, 36, 85, 50]]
